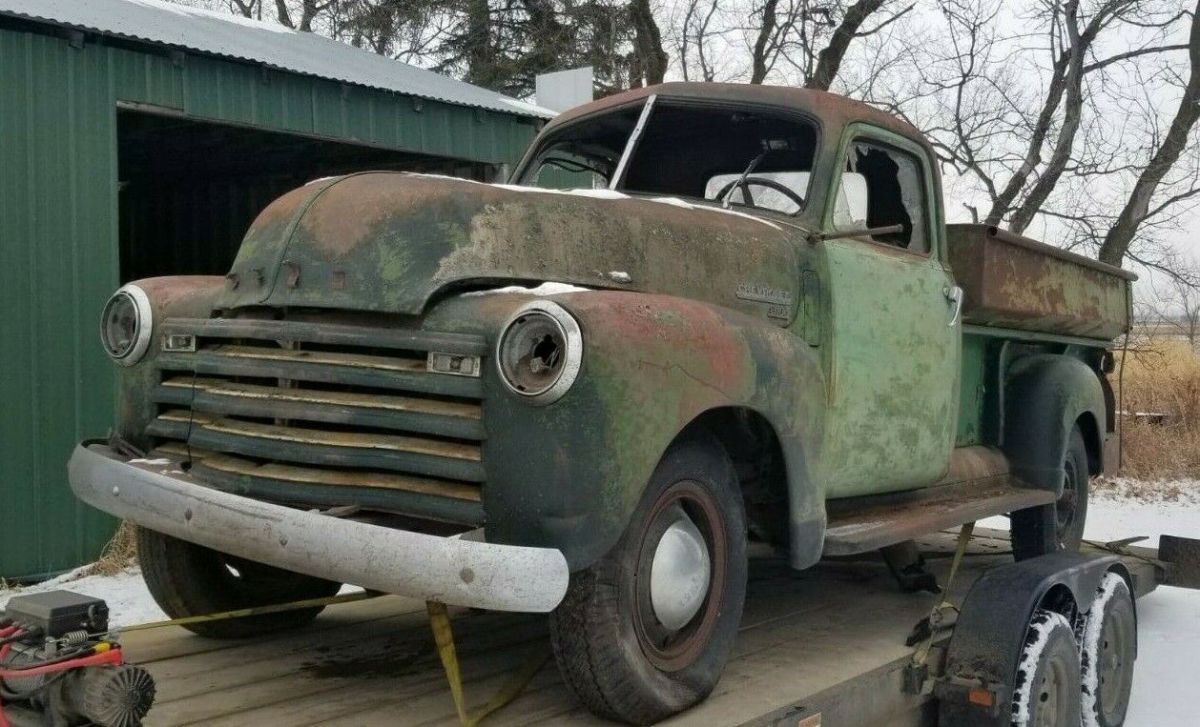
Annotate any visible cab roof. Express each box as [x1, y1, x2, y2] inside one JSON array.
[[544, 82, 930, 152]]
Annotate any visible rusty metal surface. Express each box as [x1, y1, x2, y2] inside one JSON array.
[[1159, 535, 1200, 589], [946, 224, 1133, 340], [216, 171, 803, 327], [823, 477, 1056, 556], [92, 84, 1128, 581]]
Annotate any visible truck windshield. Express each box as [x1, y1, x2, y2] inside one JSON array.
[[516, 101, 818, 215]]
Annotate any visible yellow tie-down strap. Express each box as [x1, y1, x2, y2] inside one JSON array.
[[427, 601, 551, 727], [123, 592, 545, 726]]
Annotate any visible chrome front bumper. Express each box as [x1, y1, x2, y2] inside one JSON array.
[[68, 443, 569, 613]]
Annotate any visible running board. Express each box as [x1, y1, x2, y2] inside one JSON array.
[[822, 447, 1056, 557]]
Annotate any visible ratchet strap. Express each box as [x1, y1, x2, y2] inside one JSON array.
[[912, 521, 974, 668], [116, 591, 542, 726], [426, 601, 550, 727], [121, 590, 382, 632]]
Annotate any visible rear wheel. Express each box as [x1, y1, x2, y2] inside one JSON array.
[[1012, 426, 1090, 561], [1010, 609, 1082, 727], [549, 433, 747, 725], [1080, 572, 1136, 727], [137, 528, 340, 639]]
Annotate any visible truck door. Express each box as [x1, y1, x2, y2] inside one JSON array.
[[817, 127, 960, 498]]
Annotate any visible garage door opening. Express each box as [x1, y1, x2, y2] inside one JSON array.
[[117, 109, 498, 282]]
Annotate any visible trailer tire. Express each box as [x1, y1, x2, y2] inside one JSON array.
[[549, 433, 747, 725], [1010, 609, 1082, 727], [1011, 426, 1089, 561], [137, 527, 340, 639], [1079, 573, 1136, 727]]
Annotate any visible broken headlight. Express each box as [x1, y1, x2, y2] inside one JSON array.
[[496, 300, 582, 404], [99, 283, 153, 366]]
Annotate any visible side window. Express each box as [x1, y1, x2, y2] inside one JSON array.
[[833, 141, 929, 253]]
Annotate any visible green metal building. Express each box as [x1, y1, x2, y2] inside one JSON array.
[[0, 0, 550, 580]]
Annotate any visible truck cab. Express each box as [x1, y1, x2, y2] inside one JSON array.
[[71, 83, 1133, 724]]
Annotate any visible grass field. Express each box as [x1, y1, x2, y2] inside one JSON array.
[[1113, 337, 1200, 481]]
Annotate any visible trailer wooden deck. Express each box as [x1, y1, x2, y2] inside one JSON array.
[[123, 530, 1161, 727]]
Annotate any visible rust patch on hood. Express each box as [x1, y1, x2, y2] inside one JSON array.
[[217, 172, 805, 325]]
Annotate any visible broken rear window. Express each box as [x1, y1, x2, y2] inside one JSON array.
[[516, 100, 818, 215]]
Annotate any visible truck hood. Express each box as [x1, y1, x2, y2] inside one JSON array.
[[217, 172, 803, 323]]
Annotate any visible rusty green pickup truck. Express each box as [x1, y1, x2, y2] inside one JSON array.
[[69, 83, 1134, 723]]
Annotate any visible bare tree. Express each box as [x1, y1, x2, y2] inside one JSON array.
[[1099, 0, 1200, 265]]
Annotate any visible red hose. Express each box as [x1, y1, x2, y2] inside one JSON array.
[[0, 647, 123, 680], [0, 626, 16, 727], [0, 630, 122, 727]]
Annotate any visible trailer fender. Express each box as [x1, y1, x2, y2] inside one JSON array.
[[937, 551, 1134, 726], [1003, 353, 1106, 493]]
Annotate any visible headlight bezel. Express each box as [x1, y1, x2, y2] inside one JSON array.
[[495, 300, 583, 405], [99, 283, 153, 366]]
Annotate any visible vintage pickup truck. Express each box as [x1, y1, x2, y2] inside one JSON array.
[[69, 83, 1134, 724]]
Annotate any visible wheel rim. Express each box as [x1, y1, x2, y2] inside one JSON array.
[[633, 480, 726, 672], [1034, 648, 1074, 727], [1054, 462, 1079, 546], [1098, 603, 1136, 720]]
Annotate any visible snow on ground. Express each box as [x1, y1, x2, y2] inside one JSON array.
[[2, 488, 1197, 724], [983, 486, 1200, 727], [0, 566, 166, 628]]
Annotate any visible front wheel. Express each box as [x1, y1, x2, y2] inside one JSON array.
[[1011, 426, 1090, 561], [549, 433, 747, 725], [138, 528, 341, 639]]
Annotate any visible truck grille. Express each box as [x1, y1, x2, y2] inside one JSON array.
[[146, 317, 488, 526]]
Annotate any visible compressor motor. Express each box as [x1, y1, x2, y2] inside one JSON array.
[[0, 591, 155, 727]]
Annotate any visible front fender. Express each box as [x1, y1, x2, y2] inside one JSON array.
[[1003, 353, 1106, 493], [447, 292, 826, 571], [114, 276, 226, 448]]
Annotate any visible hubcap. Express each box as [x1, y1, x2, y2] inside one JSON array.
[[649, 514, 712, 631]]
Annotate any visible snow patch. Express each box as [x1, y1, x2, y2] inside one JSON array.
[[127, 0, 296, 34], [460, 282, 592, 297], [1011, 609, 1073, 726], [1, 567, 166, 629], [1080, 572, 1130, 727]]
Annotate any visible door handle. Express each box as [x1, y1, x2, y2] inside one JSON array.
[[944, 285, 964, 328]]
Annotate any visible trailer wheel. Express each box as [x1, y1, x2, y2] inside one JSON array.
[[549, 433, 747, 725], [1011, 426, 1089, 561], [137, 528, 340, 639], [1080, 573, 1136, 727], [1010, 609, 1082, 727]]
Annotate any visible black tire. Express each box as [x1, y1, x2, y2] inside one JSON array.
[[137, 528, 340, 639], [1012, 426, 1090, 561], [1080, 572, 1137, 727], [1010, 609, 1082, 727], [549, 433, 747, 725]]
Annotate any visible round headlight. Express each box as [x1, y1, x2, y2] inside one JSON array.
[[100, 284, 153, 365], [496, 300, 582, 404]]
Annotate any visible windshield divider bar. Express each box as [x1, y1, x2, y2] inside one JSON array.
[[608, 94, 657, 191]]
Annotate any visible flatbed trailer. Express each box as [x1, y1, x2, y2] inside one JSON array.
[[117, 528, 1182, 727]]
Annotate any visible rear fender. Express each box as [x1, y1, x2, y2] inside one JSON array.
[[937, 552, 1135, 726], [472, 292, 828, 570], [1003, 354, 1106, 492]]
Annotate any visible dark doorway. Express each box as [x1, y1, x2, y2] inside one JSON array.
[[117, 110, 496, 282]]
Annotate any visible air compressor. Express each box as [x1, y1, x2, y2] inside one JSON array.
[[0, 591, 154, 727]]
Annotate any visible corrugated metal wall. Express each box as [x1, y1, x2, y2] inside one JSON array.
[[0, 23, 541, 581]]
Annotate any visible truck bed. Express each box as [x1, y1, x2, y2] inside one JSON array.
[[946, 224, 1134, 341], [124, 530, 1161, 727]]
